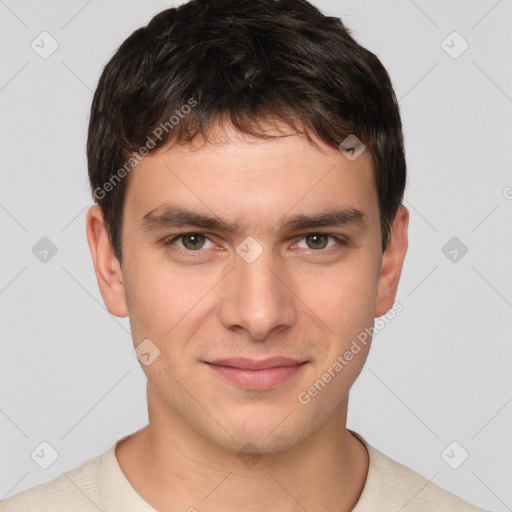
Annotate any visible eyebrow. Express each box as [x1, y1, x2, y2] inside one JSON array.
[[141, 204, 367, 234]]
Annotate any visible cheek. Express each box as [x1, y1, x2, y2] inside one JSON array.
[[122, 251, 218, 344], [300, 256, 380, 336], [122, 252, 173, 342]]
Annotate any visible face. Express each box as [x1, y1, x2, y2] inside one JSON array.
[[87, 122, 408, 455]]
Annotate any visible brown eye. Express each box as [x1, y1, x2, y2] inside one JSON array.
[[164, 233, 217, 254], [181, 234, 206, 250], [305, 234, 329, 249]]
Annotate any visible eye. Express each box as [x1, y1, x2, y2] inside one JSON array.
[[296, 234, 346, 250], [166, 233, 216, 251]]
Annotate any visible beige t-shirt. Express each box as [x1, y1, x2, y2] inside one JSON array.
[[0, 431, 493, 511]]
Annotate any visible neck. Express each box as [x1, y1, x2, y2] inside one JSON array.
[[116, 385, 369, 512]]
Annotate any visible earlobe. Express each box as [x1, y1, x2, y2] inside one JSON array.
[[86, 205, 129, 318], [374, 205, 409, 318]]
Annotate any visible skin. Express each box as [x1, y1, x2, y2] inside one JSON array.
[[86, 121, 409, 512]]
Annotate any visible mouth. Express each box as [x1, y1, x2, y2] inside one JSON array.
[[204, 357, 308, 390]]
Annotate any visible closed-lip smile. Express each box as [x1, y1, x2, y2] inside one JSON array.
[[205, 357, 307, 389]]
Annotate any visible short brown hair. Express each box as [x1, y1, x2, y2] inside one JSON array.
[[87, 0, 406, 263]]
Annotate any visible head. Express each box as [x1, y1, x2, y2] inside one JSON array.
[[86, 0, 408, 455]]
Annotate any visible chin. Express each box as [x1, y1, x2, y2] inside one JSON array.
[[214, 428, 303, 456], [202, 407, 318, 456]]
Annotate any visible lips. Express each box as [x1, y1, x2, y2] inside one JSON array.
[[207, 357, 305, 370], [205, 357, 307, 389]]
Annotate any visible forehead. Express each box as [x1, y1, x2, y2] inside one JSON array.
[[123, 123, 379, 232]]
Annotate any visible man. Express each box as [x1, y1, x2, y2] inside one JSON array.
[[0, 0, 494, 510]]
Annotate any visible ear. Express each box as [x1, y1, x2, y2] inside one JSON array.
[[86, 205, 128, 318], [374, 205, 409, 318]]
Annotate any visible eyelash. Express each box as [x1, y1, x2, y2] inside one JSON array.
[[162, 233, 349, 256]]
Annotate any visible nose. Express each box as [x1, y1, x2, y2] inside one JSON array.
[[217, 245, 297, 341]]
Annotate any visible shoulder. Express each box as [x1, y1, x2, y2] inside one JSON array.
[[350, 431, 495, 512], [0, 449, 104, 512]]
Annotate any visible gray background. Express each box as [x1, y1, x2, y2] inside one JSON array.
[[0, 0, 511, 510]]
